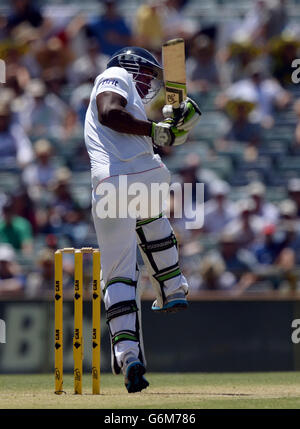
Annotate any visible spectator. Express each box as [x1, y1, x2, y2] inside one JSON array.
[[252, 224, 283, 265], [265, 0, 289, 40], [278, 198, 300, 243], [233, 0, 269, 45], [288, 178, 300, 217], [222, 98, 261, 146], [59, 14, 88, 59], [42, 67, 68, 101], [6, 0, 44, 32], [2, 66, 33, 131], [22, 139, 57, 196], [178, 153, 219, 203], [0, 88, 15, 106], [167, 177, 203, 244], [10, 23, 41, 79], [35, 207, 57, 235], [247, 181, 279, 224], [0, 244, 26, 297], [224, 199, 263, 248], [0, 14, 7, 39], [203, 180, 237, 235], [35, 37, 74, 80], [186, 34, 220, 94], [22, 79, 67, 138], [277, 199, 300, 267], [252, 223, 299, 291], [218, 40, 263, 86], [199, 232, 257, 291], [292, 99, 300, 154], [50, 167, 80, 231], [161, 0, 196, 41], [87, 0, 132, 57], [0, 196, 33, 255], [134, 0, 163, 51], [13, 187, 37, 234], [199, 256, 229, 291], [26, 248, 72, 297], [61, 108, 82, 142], [278, 199, 298, 223], [0, 100, 34, 169], [178, 155, 201, 204], [167, 190, 189, 244], [63, 207, 90, 248], [67, 38, 108, 86], [269, 36, 298, 87], [218, 61, 291, 128], [70, 83, 93, 126]]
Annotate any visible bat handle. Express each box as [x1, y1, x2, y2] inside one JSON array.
[[172, 105, 182, 126]]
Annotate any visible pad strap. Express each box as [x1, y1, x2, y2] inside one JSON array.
[[140, 233, 177, 253], [136, 212, 163, 227], [106, 299, 138, 323], [103, 277, 137, 296], [153, 263, 182, 283], [136, 219, 179, 302], [112, 330, 139, 346]]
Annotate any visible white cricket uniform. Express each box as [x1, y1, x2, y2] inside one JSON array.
[[84, 66, 188, 374], [84, 66, 162, 178]]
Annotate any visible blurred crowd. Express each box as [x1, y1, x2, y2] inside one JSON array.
[[0, 0, 299, 298]]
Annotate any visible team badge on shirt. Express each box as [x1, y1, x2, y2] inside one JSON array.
[[99, 78, 119, 87]]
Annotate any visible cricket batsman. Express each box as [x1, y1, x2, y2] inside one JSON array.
[[84, 46, 201, 393]]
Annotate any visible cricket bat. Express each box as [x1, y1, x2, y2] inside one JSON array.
[[162, 38, 187, 118]]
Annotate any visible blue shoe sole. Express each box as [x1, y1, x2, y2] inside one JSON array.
[[125, 362, 149, 393], [152, 299, 188, 313]]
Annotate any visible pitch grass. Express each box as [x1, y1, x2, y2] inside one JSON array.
[[0, 372, 300, 409]]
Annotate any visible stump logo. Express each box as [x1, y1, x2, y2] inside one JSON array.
[[0, 319, 5, 343]]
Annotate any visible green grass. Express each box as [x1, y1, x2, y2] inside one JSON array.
[[0, 372, 300, 409]]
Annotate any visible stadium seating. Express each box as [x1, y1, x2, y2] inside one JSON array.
[[1, 0, 300, 296]]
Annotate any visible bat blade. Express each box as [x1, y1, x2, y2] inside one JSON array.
[[162, 38, 186, 110]]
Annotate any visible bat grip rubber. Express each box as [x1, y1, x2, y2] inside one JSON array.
[[172, 106, 182, 126]]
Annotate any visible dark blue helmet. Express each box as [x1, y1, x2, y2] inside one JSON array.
[[107, 46, 163, 103]]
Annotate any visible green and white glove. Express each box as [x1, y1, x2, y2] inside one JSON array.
[[150, 118, 188, 147], [162, 97, 202, 131]]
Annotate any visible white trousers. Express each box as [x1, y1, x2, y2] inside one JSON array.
[[91, 164, 188, 372]]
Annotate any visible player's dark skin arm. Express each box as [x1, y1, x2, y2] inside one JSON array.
[[97, 91, 152, 136]]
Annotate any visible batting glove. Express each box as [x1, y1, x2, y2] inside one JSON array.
[[150, 118, 188, 147], [162, 97, 202, 131]]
